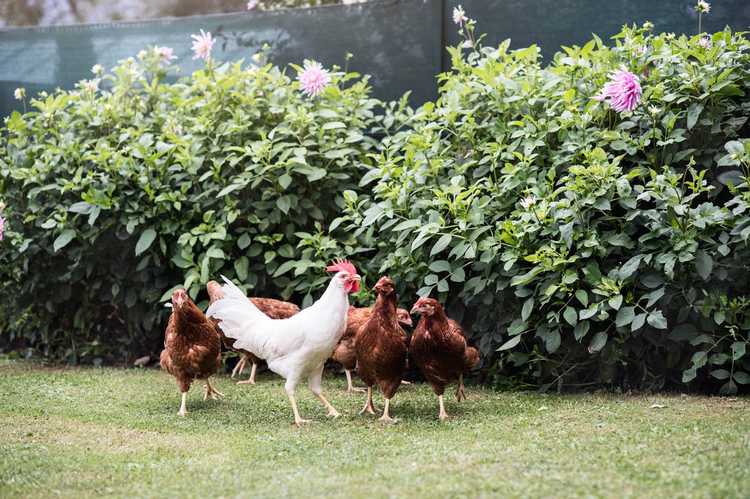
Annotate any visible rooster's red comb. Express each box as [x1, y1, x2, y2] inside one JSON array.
[[326, 258, 358, 276]]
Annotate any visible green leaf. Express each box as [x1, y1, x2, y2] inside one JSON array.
[[682, 368, 697, 383], [273, 260, 296, 278], [710, 369, 731, 380], [719, 380, 738, 395], [686, 102, 703, 130], [563, 306, 578, 327], [646, 310, 668, 329], [574, 321, 590, 341], [53, 229, 76, 252], [733, 371, 750, 385], [429, 260, 451, 273], [278, 174, 293, 190], [631, 313, 647, 331], [609, 295, 623, 310], [235, 256, 249, 281], [694, 250, 712, 281], [238, 233, 252, 250], [615, 306, 635, 327], [522, 298, 534, 322], [276, 196, 291, 214], [575, 289, 588, 307], [545, 329, 561, 353], [135, 229, 157, 256], [731, 342, 746, 360], [588, 331, 607, 353], [497, 335, 522, 351], [430, 234, 452, 256], [618, 255, 642, 280], [217, 183, 243, 197]]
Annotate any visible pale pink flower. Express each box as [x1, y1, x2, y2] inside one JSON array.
[[594, 68, 642, 112], [191, 30, 215, 61], [82, 79, 99, 93], [298, 60, 330, 97], [0, 216, 5, 241], [247, 0, 259, 9], [453, 5, 468, 25], [14, 88, 25, 100], [698, 36, 712, 49], [155, 46, 177, 64]]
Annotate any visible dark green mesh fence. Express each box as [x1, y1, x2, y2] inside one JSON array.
[[1, 0, 748, 117]]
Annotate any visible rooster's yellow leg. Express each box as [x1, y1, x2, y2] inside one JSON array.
[[438, 395, 449, 421], [315, 393, 341, 418], [287, 392, 310, 426]]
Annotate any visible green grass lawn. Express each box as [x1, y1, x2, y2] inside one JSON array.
[[1, 359, 748, 499]]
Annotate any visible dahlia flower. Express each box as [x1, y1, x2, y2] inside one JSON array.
[[594, 69, 642, 112], [191, 30, 215, 61], [298, 61, 330, 97]]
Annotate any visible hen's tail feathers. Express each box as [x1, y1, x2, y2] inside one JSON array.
[[464, 346, 480, 370]]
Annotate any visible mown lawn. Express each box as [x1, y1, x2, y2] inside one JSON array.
[[0, 359, 748, 498]]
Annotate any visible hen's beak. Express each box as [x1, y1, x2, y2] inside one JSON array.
[[410, 304, 420, 315]]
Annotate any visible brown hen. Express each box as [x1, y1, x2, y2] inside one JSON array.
[[207, 280, 299, 385], [355, 276, 408, 422], [160, 288, 223, 416], [332, 305, 413, 393], [410, 297, 480, 420]]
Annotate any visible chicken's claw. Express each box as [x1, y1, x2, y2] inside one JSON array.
[[293, 418, 312, 427]]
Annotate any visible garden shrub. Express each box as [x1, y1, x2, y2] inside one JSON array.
[[0, 50, 386, 362], [2, 22, 749, 395], [338, 25, 750, 393]]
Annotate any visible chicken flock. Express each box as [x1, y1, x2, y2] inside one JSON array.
[[160, 259, 480, 425]]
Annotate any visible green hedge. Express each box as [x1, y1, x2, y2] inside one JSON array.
[[337, 25, 750, 393], [0, 49, 390, 362], [2, 25, 750, 393]]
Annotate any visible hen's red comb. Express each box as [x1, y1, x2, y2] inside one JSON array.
[[326, 258, 358, 276]]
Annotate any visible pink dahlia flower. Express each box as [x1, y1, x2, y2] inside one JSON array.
[[247, 0, 259, 9], [191, 30, 215, 61], [298, 61, 330, 97], [594, 68, 642, 112], [156, 46, 177, 64]]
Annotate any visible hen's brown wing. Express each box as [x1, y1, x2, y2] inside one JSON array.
[[251, 298, 300, 320], [160, 302, 222, 391], [355, 309, 407, 399], [409, 316, 469, 395]]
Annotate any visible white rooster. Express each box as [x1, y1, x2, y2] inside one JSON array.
[[206, 259, 361, 426]]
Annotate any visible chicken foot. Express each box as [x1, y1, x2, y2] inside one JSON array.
[[455, 374, 467, 402], [309, 364, 340, 418], [438, 395, 449, 421], [285, 390, 311, 426], [359, 386, 377, 415], [230, 355, 247, 378], [203, 378, 224, 400], [178, 392, 188, 417], [344, 369, 366, 394], [236, 362, 257, 385], [379, 398, 396, 423]]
